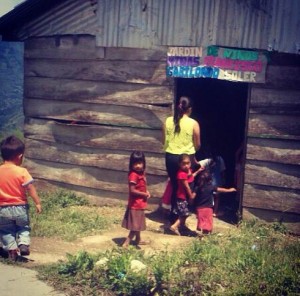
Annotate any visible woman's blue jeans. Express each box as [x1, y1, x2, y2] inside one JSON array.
[[0, 205, 31, 251]]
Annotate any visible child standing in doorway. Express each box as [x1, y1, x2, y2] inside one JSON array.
[[194, 168, 236, 234], [199, 150, 226, 217], [122, 151, 151, 247], [0, 135, 42, 261], [169, 154, 202, 235]]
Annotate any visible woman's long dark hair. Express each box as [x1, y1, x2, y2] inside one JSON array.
[[129, 150, 146, 172], [174, 96, 192, 134]]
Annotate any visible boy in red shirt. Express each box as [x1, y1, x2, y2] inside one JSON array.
[[0, 136, 42, 261]]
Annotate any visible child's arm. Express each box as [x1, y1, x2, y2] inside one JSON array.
[[192, 165, 205, 178], [181, 179, 196, 200], [216, 187, 237, 193], [129, 184, 151, 199], [161, 123, 166, 145], [26, 183, 42, 213]]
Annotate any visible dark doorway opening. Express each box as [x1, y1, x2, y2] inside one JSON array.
[[176, 78, 248, 223]]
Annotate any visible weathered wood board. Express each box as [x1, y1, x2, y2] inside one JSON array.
[[260, 65, 300, 90], [243, 184, 300, 213], [248, 113, 300, 139], [25, 158, 167, 199], [243, 207, 300, 234], [24, 98, 168, 129], [25, 138, 166, 176], [250, 88, 300, 114], [25, 59, 168, 85], [246, 138, 300, 165], [105, 47, 167, 61], [244, 161, 300, 190], [34, 179, 129, 205], [24, 77, 173, 105], [34, 179, 160, 209], [24, 118, 163, 153]]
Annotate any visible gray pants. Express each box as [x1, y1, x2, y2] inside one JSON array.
[[0, 205, 30, 251]]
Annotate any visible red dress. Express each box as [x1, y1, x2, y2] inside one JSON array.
[[122, 171, 147, 231], [176, 169, 194, 200]]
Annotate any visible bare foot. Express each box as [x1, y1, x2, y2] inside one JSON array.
[[136, 240, 151, 245], [121, 238, 130, 248], [169, 226, 181, 236]]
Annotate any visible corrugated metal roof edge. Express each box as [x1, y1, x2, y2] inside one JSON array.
[[0, 0, 66, 40]]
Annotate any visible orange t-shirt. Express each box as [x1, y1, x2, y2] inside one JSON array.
[[0, 163, 34, 206]]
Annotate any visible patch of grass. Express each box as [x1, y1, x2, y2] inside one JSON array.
[[37, 219, 300, 295], [0, 128, 24, 143], [29, 190, 121, 241]]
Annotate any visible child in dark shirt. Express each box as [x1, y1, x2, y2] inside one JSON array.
[[194, 168, 236, 234]]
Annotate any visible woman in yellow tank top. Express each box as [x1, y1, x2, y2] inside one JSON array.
[[162, 96, 201, 233]]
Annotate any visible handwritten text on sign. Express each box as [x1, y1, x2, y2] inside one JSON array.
[[167, 46, 267, 83]]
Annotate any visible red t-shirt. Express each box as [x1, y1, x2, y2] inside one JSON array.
[[127, 171, 147, 210], [176, 169, 194, 200], [0, 162, 34, 206]]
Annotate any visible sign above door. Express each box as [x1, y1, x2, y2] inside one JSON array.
[[167, 46, 268, 83]]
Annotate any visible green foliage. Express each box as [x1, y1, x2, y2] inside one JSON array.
[[99, 248, 154, 295], [39, 190, 88, 210], [58, 251, 95, 276], [0, 128, 24, 143], [29, 190, 117, 241], [54, 248, 155, 295]]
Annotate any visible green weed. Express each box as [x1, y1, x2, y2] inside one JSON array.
[[0, 128, 24, 143], [29, 190, 120, 241], [59, 251, 95, 276]]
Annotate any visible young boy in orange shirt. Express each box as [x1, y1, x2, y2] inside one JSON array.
[[0, 135, 42, 261]]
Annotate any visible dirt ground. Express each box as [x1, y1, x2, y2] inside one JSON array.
[[0, 209, 235, 296], [23, 207, 235, 267]]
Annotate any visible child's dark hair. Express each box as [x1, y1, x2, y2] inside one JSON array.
[[178, 153, 190, 164], [197, 168, 213, 189], [174, 96, 192, 134], [1, 135, 25, 161], [129, 150, 146, 171]]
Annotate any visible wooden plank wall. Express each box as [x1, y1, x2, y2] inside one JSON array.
[[23, 35, 173, 205], [243, 53, 300, 233]]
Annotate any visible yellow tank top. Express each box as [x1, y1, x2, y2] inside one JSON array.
[[164, 115, 196, 154]]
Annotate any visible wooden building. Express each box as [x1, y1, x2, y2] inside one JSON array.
[[0, 0, 299, 233]]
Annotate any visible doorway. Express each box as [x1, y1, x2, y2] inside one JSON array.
[[176, 78, 249, 222]]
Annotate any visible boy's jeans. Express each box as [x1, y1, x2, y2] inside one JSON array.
[[0, 205, 31, 251]]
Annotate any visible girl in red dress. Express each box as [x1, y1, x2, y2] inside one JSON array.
[[122, 151, 151, 247], [169, 154, 200, 235]]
